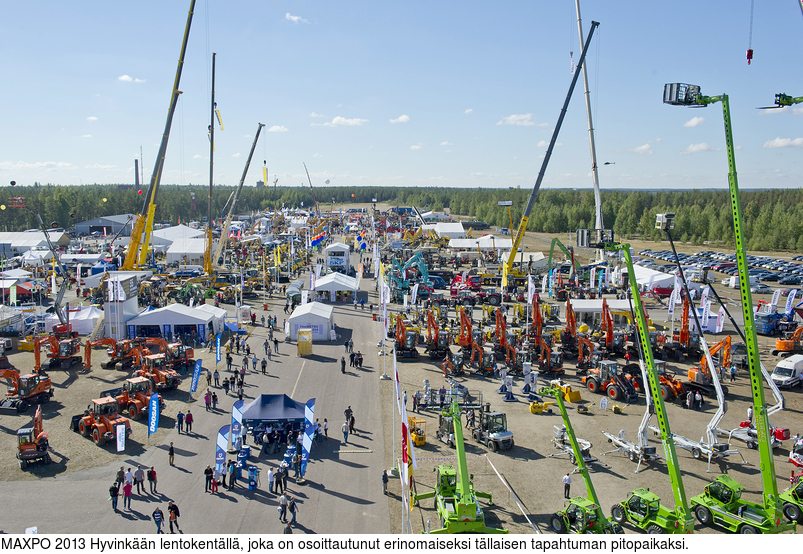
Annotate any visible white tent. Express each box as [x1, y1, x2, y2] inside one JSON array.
[[287, 302, 334, 341], [0, 268, 33, 281], [43, 306, 103, 335], [151, 224, 205, 247], [195, 304, 227, 334], [125, 303, 215, 342], [314, 273, 359, 292], [501, 250, 547, 270], [630, 265, 674, 290], [166, 238, 210, 265], [434, 222, 466, 239], [449, 235, 513, 251]]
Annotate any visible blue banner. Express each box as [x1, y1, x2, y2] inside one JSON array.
[[216, 425, 230, 472], [147, 393, 160, 437], [300, 398, 316, 476], [548, 269, 554, 298], [215, 333, 222, 364], [190, 359, 203, 393], [231, 400, 244, 450]]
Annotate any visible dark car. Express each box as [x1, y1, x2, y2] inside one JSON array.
[[760, 273, 782, 282], [779, 275, 803, 285]]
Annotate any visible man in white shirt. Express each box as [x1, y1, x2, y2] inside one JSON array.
[[562, 473, 572, 499], [124, 468, 134, 486], [268, 467, 275, 494]]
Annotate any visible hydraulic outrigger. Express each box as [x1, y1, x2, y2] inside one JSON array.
[[412, 400, 506, 534], [543, 383, 623, 534], [664, 82, 793, 533]]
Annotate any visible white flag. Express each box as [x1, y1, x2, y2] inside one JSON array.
[[785, 290, 798, 314], [716, 306, 726, 333], [116, 424, 126, 452], [700, 286, 710, 312], [771, 288, 782, 308], [527, 275, 535, 305], [702, 300, 711, 332], [541, 274, 547, 294], [590, 268, 596, 287], [411, 284, 419, 303]]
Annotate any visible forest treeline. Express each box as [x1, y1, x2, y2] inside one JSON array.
[[1, 183, 802, 252]]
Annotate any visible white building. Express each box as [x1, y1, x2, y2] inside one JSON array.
[[324, 242, 351, 272], [287, 302, 335, 341]]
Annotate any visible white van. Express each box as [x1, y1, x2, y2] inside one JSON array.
[[728, 275, 759, 289], [771, 354, 803, 389]]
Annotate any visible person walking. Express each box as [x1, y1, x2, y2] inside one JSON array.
[[278, 493, 288, 523], [747, 405, 754, 424], [342, 420, 349, 444], [204, 465, 214, 492], [134, 465, 145, 494], [694, 391, 703, 411], [185, 410, 194, 433], [341, 356, 346, 373], [211, 468, 219, 494], [349, 414, 356, 435], [263, 339, 269, 355], [122, 480, 133, 510], [273, 338, 279, 353], [730, 365, 737, 383], [148, 467, 158, 493], [204, 391, 211, 412], [168, 442, 175, 466], [324, 418, 328, 439], [563, 473, 572, 499], [229, 461, 238, 489], [176, 410, 185, 434], [685, 390, 693, 410], [213, 370, 220, 387], [226, 353, 233, 372], [252, 354, 258, 371], [382, 470, 389, 495], [274, 465, 284, 494], [288, 496, 298, 525], [152, 506, 165, 534], [261, 358, 267, 375], [268, 467, 275, 494], [206, 369, 212, 387], [348, 338, 354, 353], [109, 481, 120, 512], [344, 339, 349, 353], [293, 451, 301, 478], [116, 466, 125, 487], [222, 378, 230, 395], [212, 392, 218, 411], [167, 502, 180, 534]]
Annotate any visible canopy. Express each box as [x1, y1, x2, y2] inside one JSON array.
[[43, 306, 102, 335], [0, 269, 32, 280], [241, 394, 307, 424], [287, 301, 334, 341], [125, 303, 216, 341], [630, 265, 674, 290], [314, 272, 359, 292]]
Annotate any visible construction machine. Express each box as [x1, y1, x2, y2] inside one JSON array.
[[536, 337, 564, 377], [413, 400, 507, 534], [394, 317, 420, 361], [34, 333, 82, 372], [470, 404, 514, 452], [103, 377, 165, 420], [85, 338, 141, 372], [560, 297, 579, 358], [17, 406, 51, 469], [541, 385, 623, 534], [409, 416, 426, 447], [684, 335, 731, 398], [773, 326, 803, 357], [77, 397, 132, 447], [136, 354, 182, 391], [597, 298, 626, 357], [470, 340, 495, 374], [582, 360, 637, 403], [661, 295, 701, 361], [441, 350, 465, 378], [424, 310, 450, 359], [575, 335, 596, 373], [0, 369, 54, 414], [143, 337, 195, 373]]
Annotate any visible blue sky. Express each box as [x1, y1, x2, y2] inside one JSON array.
[[1, 1, 801, 191]]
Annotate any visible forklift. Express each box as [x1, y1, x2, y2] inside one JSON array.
[[470, 404, 514, 452]]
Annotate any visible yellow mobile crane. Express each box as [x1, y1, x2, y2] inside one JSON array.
[[123, 0, 196, 270]]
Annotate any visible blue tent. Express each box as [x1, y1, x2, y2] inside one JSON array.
[[241, 394, 306, 425]]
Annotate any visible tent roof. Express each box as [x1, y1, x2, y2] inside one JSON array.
[[501, 250, 546, 263], [0, 269, 32, 279], [0, 279, 19, 288], [127, 303, 213, 326], [324, 242, 350, 252], [166, 237, 209, 254], [288, 301, 334, 320], [195, 304, 227, 319], [449, 234, 513, 250], [314, 272, 359, 291], [241, 394, 307, 423], [631, 265, 674, 288], [570, 299, 635, 315]]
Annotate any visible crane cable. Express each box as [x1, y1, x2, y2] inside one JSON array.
[[747, 0, 755, 65]]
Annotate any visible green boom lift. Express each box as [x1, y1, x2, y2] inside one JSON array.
[[663, 83, 794, 534], [412, 400, 507, 534], [542, 382, 624, 534]]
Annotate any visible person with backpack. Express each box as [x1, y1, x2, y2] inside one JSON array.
[[109, 482, 120, 512], [168, 502, 180, 533]]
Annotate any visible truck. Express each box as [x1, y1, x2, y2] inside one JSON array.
[[771, 355, 803, 389], [691, 475, 788, 534]]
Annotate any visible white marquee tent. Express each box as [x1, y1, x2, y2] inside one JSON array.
[[125, 303, 216, 342], [314, 273, 359, 292], [43, 306, 103, 335], [287, 302, 334, 341]]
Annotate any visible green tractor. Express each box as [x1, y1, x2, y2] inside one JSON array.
[[413, 401, 507, 534], [610, 489, 683, 534], [690, 475, 794, 534], [780, 479, 803, 524]]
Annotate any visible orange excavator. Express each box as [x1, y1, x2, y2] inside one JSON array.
[[77, 396, 132, 447], [17, 405, 51, 469], [575, 335, 596, 373], [394, 316, 420, 360], [528, 296, 543, 343], [493, 308, 507, 357], [34, 334, 82, 372], [456, 307, 473, 352], [560, 297, 578, 357], [442, 350, 465, 377], [84, 339, 147, 373], [538, 337, 564, 377], [425, 310, 451, 359], [0, 369, 54, 414], [774, 327, 803, 357], [142, 338, 195, 373], [597, 298, 625, 357], [661, 295, 701, 361], [136, 354, 182, 391], [686, 335, 731, 398], [470, 339, 495, 373], [103, 376, 165, 420]]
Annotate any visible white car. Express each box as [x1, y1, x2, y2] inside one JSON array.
[[750, 283, 772, 294]]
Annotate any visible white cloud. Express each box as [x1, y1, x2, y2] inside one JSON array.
[[464, 109, 473, 114], [84, 163, 118, 170], [193, 154, 203, 159], [536, 140, 561, 148], [86, 116, 98, 122], [285, 13, 308, 24], [680, 142, 717, 154], [390, 114, 410, 124], [497, 113, 536, 126], [118, 74, 145, 83], [440, 141, 452, 146], [763, 137, 803, 148], [0, 160, 78, 171], [267, 125, 288, 133], [315, 116, 369, 127], [81, 134, 92, 138], [309, 112, 326, 118], [631, 143, 653, 155], [233, 153, 241, 158], [313, 153, 322, 158], [683, 116, 705, 128], [411, 144, 423, 151]]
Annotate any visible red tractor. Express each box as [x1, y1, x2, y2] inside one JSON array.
[[77, 397, 132, 447]]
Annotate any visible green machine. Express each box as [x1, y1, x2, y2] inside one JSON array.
[[663, 83, 795, 534], [412, 401, 507, 534], [541, 384, 623, 535]]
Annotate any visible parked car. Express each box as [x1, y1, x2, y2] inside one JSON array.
[[760, 273, 782, 282], [750, 283, 772, 294], [780, 275, 803, 285]]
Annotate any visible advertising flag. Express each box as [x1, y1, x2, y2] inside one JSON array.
[[771, 288, 782, 308], [300, 399, 316, 476], [190, 359, 203, 393], [716, 306, 726, 333], [541, 274, 547, 294], [148, 393, 160, 437], [527, 275, 535, 305], [231, 400, 244, 450], [116, 424, 126, 452], [215, 333, 222, 364], [216, 425, 230, 471], [785, 290, 798, 314]]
